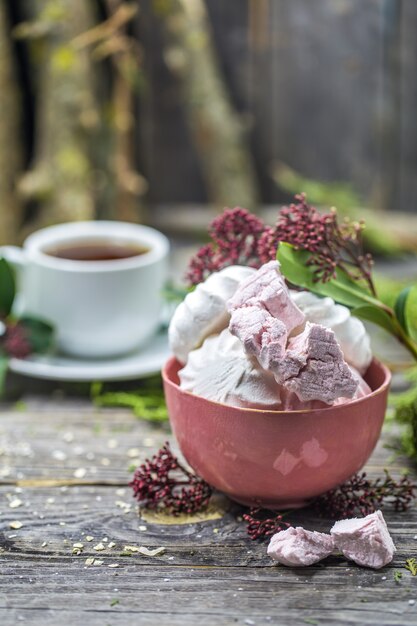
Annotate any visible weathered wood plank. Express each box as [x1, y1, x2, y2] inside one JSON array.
[[1, 559, 417, 625], [0, 611, 416, 626], [1, 396, 417, 626], [1, 484, 417, 559]]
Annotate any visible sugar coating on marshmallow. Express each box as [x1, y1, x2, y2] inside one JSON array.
[[227, 260, 305, 334], [290, 290, 372, 375], [179, 329, 331, 411], [169, 265, 256, 363], [229, 308, 358, 404], [229, 307, 357, 404], [173, 259, 370, 409], [228, 305, 288, 370], [333, 366, 372, 406], [267, 527, 335, 567], [281, 322, 358, 403], [227, 263, 358, 404], [330, 510, 396, 569]]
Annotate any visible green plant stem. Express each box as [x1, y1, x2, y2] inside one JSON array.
[[396, 324, 417, 361], [373, 304, 417, 361], [381, 305, 417, 361]]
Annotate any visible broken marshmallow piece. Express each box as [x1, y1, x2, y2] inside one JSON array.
[[330, 510, 396, 569], [179, 329, 336, 411], [227, 260, 305, 334], [179, 329, 283, 409], [333, 366, 372, 405], [227, 262, 359, 405], [267, 511, 395, 570], [229, 310, 358, 404], [228, 305, 288, 370], [267, 527, 335, 567], [281, 322, 358, 404], [169, 265, 256, 363], [290, 290, 372, 375]]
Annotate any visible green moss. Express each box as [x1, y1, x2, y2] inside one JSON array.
[[57, 146, 90, 179], [41, 1, 68, 23], [51, 45, 78, 74], [91, 376, 168, 423], [390, 367, 417, 461]]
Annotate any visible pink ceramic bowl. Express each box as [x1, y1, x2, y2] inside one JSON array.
[[162, 358, 391, 509]]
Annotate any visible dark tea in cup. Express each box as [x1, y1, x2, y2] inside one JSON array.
[[44, 240, 149, 262]]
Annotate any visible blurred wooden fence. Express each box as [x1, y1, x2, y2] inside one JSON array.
[[138, 0, 417, 213]]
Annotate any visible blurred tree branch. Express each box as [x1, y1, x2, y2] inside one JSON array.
[[12, 0, 147, 231], [15, 0, 99, 232], [74, 0, 147, 222], [0, 3, 24, 244], [156, 0, 260, 210]]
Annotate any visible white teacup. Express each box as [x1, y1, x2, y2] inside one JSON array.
[[1, 221, 170, 358]]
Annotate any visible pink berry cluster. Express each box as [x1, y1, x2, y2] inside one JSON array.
[[129, 445, 415, 539], [129, 442, 212, 515], [2, 322, 31, 359], [185, 208, 265, 286], [186, 194, 375, 295], [314, 470, 415, 520], [243, 507, 291, 541], [244, 470, 414, 541], [271, 193, 375, 292]]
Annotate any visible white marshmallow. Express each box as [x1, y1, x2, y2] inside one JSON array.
[[178, 329, 283, 409], [169, 265, 256, 363]]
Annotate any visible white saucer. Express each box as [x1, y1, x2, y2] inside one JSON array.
[[8, 330, 171, 382]]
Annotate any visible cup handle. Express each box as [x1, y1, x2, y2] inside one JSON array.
[[0, 245, 27, 272]]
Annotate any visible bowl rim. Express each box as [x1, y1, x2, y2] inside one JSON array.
[[162, 356, 391, 416]]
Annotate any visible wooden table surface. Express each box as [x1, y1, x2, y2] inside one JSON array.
[[1, 387, 417, 626]]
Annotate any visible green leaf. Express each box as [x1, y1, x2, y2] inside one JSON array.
[[394, 286, 412, 334], [0, 258, 16, 317], [351, 305, 397, 335], [277, 243, 381, 309], [403, 286, 417, 343], [18, 316, 54, 353], [0, 355, 9, 396]]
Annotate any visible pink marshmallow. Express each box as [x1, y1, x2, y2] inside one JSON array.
[[281, 322, 358, 404], [230, 315, 358, 405], [227, 262, 360, 405], [227, 261, 305, 334], [267, 527, 335, 567], [228, 306, 288, 370], [333, 366, 372, 406], [330, 510, 396, 569], [277, 388, 329, 410]]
